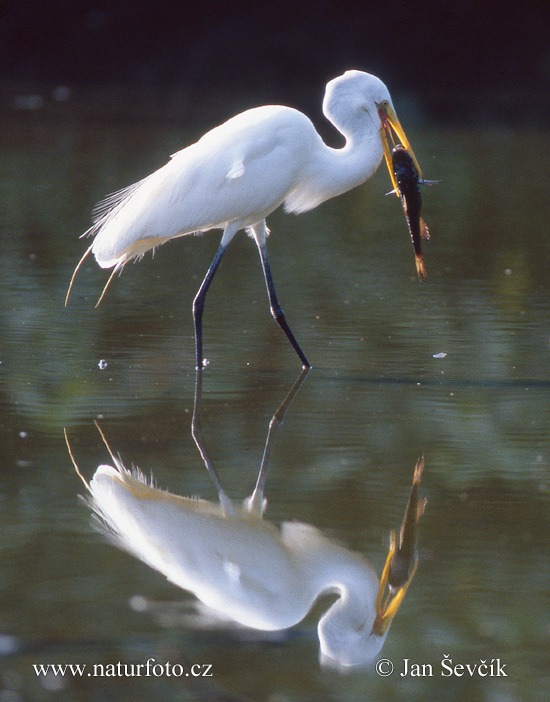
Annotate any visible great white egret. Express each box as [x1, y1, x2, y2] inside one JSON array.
[[67, 70, 422, 369], [66, 371, 424, 668]]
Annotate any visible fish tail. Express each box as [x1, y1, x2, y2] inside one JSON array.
[[420, 218, 430, 240], [413, 456, 425, 484], [415, 254, 427, 282]]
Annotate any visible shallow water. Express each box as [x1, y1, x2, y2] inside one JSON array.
[[1, 99, 549, 701]]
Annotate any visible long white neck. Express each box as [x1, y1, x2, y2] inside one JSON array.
[[284, 522, 379, 622], [284, 105, 383, 215], [322, 79, 386, 192], [322, 123, 384, 197], [286, 527, 386, 667]]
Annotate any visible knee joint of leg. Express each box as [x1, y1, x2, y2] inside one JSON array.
[[271, 305, 285, 323]]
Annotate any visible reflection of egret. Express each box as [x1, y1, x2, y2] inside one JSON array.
[[66, 70, 421, 370], [67, 371, 424, 668]]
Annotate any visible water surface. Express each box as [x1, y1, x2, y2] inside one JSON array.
[[1, 97, 549, 701]]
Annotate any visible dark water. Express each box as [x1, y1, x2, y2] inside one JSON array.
[[1, 94, 549, 701]]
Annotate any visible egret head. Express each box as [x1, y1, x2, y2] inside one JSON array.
[[323, 70, 392, 135], [316, 526, 419, 669], [323, 71, 422, 192], [317, 599, 390, 668]]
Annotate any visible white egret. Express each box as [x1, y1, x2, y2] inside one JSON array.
[[66, 372, 424, 668], [67, 70, 422, 369]]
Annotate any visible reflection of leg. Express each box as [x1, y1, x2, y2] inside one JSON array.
[[191, 369, 233, 513], [248, 367, 310, 513], [254, 230, 311, 369], [193, 243, 227, 370]]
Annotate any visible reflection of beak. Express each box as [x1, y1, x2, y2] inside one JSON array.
[[377, 102, 423, 195], [371, 530, 418, 636]]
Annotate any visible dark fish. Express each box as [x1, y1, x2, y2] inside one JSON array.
[[391, 144, 436, 282], [388, 456, 427, 591]]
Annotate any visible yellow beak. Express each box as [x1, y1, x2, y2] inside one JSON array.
[[371, 530, 418, 636], [377, 102, 423, 195]]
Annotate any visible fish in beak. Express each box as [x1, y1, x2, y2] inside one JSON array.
[[391, 145, 430, 281], [376, 100, 423, 194]]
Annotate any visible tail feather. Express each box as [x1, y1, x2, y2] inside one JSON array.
[[65, 241, 94, 306]]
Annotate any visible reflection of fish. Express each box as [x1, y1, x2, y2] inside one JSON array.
[[391, 145, 437, 282], [388, 457, 426, 591], [372, 457, 426, 634]]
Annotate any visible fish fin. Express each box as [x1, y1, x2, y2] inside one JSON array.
[[417, 497, 428, 520], [421, 179, 442, 186], [420, 218, 430, 240], [385, 188, 398, 196], [415, 254, 427, 282]]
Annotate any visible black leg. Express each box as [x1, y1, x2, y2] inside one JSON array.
[[257, 240, 311, 369], [193, 242, 227, 370]]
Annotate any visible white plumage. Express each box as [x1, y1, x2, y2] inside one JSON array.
[[69, 70, 419, 369], [83, 453, 389, 667]]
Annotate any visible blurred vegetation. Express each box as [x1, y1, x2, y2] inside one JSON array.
[[1, 1, 549, 126]]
